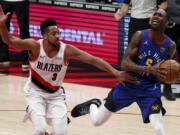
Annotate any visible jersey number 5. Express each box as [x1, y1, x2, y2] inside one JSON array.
[[141, 58, 153, 76]]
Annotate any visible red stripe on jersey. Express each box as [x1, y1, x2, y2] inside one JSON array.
[[31, 67, 60, 91]]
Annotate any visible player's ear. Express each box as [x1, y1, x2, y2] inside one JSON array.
[[166, 21, 175, 28], [43, 33, 48, 40]]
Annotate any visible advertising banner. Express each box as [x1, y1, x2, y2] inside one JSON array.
[[10, 3, 119, 65]]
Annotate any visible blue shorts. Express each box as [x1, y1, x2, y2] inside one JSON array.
[[104, 83, 166, 123]]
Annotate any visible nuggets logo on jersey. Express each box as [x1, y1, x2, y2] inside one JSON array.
[[160, 47, 165, 53]]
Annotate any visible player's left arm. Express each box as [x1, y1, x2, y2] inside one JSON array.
[[66, 44, 118, 75], [167, 40, 176, 59]]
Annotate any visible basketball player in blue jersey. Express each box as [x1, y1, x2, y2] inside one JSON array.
[[0, 5, 138, 135], [71, 8, 176, 135]]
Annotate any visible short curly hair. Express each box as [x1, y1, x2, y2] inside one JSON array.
[[40, 18, 57, 35]]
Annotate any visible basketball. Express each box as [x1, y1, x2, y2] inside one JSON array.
[[159, 60, 180, 83]]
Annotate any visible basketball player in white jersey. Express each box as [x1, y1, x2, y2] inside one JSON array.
[[0, 6, 137, 135]]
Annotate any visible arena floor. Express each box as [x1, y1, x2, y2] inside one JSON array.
[[0, 72, 180, 135]]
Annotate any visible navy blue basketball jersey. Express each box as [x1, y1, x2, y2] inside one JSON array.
[[134, 29, 171, 82], [104, 30, 170, 116], [121, 30, 171, 97]]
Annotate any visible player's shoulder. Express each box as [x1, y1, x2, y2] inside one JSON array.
[[169, 39, 176, 48], [25, 38, 38, 42], [23, 38, 39, 46], [65, 43, 77, 50], [170, 40, 176, 45], [130, 30, 143, 44], [63, 43, 76, 56], [133, 30, 143, 38]]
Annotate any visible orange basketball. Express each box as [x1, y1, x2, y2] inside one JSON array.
[[159, 60, 180, 83]]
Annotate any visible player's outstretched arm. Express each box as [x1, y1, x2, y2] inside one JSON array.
[[0, 5, 38, 52], [66, 44, 118, 75], [66, 44, 137, 84], [0, 5, 39, 60]]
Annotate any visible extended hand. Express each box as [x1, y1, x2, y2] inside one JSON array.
[[115, 71, 139, 86], [0, 5, 10, 26]]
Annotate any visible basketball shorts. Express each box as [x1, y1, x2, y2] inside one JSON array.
[[104, 83, 166, 123], [24, 85, 67, 120]]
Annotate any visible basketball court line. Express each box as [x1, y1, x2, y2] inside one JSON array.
[[0, 109, 180, 118]]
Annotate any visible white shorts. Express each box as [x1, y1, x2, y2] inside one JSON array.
[[23, 85, 67, 121]]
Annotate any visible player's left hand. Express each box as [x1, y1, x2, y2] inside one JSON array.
[[115, 71, 140, 86]]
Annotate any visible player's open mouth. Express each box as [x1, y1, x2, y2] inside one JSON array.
[[152, 20, 159, 25]]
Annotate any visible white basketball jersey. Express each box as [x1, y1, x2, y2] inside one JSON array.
[[26, 39, 68, 93]]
